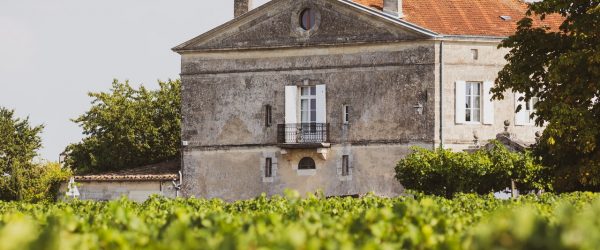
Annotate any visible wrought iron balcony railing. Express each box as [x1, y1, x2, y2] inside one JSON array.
[[277, 123, 330, 144]]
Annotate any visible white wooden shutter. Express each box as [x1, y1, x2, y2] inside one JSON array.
[[285, 86, 298, 124], [316, 84, 327, 123], [482, 81, 494, 125], [455, 81, 466, 124], [514, 92, 529, 125]]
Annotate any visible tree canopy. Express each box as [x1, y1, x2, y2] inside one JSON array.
[[0, 107, 69, 202], [0, 108, 44, 200], [64, 79, 181, 174], [492, 0, 600, 191]]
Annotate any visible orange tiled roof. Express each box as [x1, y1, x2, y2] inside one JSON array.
[[352, 0, 563, 37]]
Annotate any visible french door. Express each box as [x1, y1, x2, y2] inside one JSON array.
[[300, 86, 317, 141]]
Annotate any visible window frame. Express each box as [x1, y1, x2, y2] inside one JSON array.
[[298, 157, 316, 170], [265, 157, 273, 178], [343, 105, 350, 124], [523, 96, 539, 124], [342, 155, 349, 176], [300, 9, 316, 31], [465, 82, 482, 123], [471, 49, 479, 60], [300, 86, 317, 124], [265, 105, 272, 127]]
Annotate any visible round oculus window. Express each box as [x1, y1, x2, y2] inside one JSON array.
[[300, 9, 316, 31]]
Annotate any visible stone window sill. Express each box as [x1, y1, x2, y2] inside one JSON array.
[[297, 169, 316, 176], [339, 175, 353, 181]]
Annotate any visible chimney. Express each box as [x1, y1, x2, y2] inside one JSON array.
[[234, 0, 253, 18], [383, 0, 403, 18]]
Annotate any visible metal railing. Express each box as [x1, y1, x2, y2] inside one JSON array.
[[277, 123, 329, 144]]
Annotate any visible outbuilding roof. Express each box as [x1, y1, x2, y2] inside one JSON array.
[[74, 160, 180, 182], [353, 0, 564, 37]]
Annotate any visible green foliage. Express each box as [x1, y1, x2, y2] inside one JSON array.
[[20, 162, 72, 203], [0, 108, 69, 202], [0, 193, 598, 249], [395, 141, 550, 198], [64, 79, 181, 173], [467, 194, 600, 249], [0, 107, 44, 201], [492, 0, 600, 191]]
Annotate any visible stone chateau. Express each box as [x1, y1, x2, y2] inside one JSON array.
[[172, 0, 560, 201]]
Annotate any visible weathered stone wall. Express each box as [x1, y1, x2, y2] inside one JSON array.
[[182, 143, 430, 201], [434, 40, 543, 150], [58, 181, 178, 202], [180, 41, 436, 199], [181, 42, 436, 147]]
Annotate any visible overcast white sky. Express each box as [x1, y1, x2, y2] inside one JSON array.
[[0, 0, 271, 161]]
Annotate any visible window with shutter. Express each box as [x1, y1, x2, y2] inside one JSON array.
[[457, 81, 492, 124], [285, 86, 298, 124], [482, 81, 494, 125], [455, 81, 466, 124], [465, 82, 482, 123], [515, 92, 537, 126], [316, 84, 327, 124]]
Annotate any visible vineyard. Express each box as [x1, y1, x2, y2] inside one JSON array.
[[1, 192, 600, 250]]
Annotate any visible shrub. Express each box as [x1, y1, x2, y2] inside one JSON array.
[[395, 141, 551, 198], [0, 162, 72, 203]]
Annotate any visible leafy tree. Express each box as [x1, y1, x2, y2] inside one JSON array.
[[492, 1, 600, 191], [0, 107, 69, 202], [64, 79, 181, 173], [0, 108, 43, 200]]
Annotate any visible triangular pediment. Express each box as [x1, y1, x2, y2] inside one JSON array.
[[173, 0, 437, 52]]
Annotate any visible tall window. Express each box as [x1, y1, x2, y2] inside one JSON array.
[[465, 82, 481, 122], [471, 49, 479, 60], [524, 97, 539, 123], [265, 105, 272, 127], [343, 105, 350, 124], [342, 155, 349, 176], [525, 97, 538, 114], [265, 158, 272, 177], [300, 86, 317, 124]]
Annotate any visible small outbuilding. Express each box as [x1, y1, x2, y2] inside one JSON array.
[[58, 161, 181, 202]]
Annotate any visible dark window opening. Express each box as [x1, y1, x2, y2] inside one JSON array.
[[298, 157, 316, 170], [265, 158, 273, 177], [471, 49, 479, 60], [265, 105, 272, 127], [300, 9, 316, 31], [342, 155, 349, 176], [343, 105, 350, 124]]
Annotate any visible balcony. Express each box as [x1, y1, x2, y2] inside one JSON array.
[[277, 123, 330, 148]]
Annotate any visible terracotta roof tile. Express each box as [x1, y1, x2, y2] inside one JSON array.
[[352, 0, 563, 37], [74, 160, 180, 182]]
